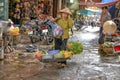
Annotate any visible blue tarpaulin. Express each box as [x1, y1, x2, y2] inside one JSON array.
[[86, 0, 118, 7], [101, 0, 116, 3]]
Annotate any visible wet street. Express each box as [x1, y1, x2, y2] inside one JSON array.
[[1, 26, 120, 80]]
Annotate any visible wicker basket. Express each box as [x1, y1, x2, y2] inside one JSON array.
[[103, 47, 114, 56]]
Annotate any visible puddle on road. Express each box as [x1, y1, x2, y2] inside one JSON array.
[[62, 31, 120, 80], [0, 56, 43, 80]]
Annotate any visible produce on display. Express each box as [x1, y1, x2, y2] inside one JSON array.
[[54, 52, 64, 59], [34, 50, 73, 61], [34, 41, 83, 61], [103, 42, 113, 48], [34, 51, 43, 60], [9, 26, 20, 35], [67, 42, 83, 54], [103, 42, 114, 55]]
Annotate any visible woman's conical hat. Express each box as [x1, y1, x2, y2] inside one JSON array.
[[103, 20, 117, 34], [58, 8, 72, 15]]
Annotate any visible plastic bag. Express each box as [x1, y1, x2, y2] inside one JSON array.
[[47, 22, 63, 37], [9, 25, 20, 35], [53, 25, 63, 37]]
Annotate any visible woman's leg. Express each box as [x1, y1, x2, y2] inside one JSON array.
[[98, 27, 104, 44], [54, 38, 62, 50], [61, 39, 68, 65], [61, 39, 68, 50], [98, 27, 104, 51]]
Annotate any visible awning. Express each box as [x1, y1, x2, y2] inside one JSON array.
[[80, 0, 119, 7], [80, 0, 101, 3], [94, 0, 119, 7], [77, 10, 92, 15], [77, 10, 101, 15]]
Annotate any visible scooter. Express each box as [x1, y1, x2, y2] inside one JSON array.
[[28, 20, 41, 43], [74, 20, 84, 30], [40, 23, 53, 45]]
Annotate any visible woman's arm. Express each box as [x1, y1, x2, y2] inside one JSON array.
[[68, 18, 74, 28]]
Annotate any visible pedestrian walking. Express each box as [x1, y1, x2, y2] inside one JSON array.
[[54, 7, 74, 67], [98, 6, 111, 50]]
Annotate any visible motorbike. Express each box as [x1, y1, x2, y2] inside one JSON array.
[[27, 19, 41, 43], [28, 19, 53, 44], [74, 19, 84, 30], [40, 20, 53, 45]]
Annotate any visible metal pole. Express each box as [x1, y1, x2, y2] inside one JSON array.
[[0, 28, 4, 60], [4, 0, 9, 20]]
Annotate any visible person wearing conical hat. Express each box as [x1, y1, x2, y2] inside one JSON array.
[[54, 7, 74, 67], [98, 6, 111, 51]]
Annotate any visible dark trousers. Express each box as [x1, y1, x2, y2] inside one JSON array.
[[55, 38, 68, 64], [55, 38, 68, 50], [98, 27, 104, 44]]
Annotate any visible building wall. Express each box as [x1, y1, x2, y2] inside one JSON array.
[[53, 0, 66, 18]]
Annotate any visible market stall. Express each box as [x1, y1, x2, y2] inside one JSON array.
[[9, 0, 53, 26], [0, 20, 20, 60]]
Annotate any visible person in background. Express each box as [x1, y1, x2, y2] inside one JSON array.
[[13, 3, 21, 25], [54, 7, 74, 67], [30, 1, 37, 20], [98, 6, 111, 50]]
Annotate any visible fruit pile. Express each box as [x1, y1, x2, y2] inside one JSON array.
[[34, 50, 73, 61]]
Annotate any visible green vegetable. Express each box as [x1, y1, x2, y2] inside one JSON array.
[[59, 51, 64, 54], [104, 42, 113, 48], [68, 42, 83, 54]]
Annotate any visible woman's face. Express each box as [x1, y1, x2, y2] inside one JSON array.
[[16, 4, 20, 9], [61, 13, 68, 18], [102, 9, 107, 14]]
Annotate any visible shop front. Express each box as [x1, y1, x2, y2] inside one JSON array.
[[0, 0, 67, 24], [9, 0, 54, 25]]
